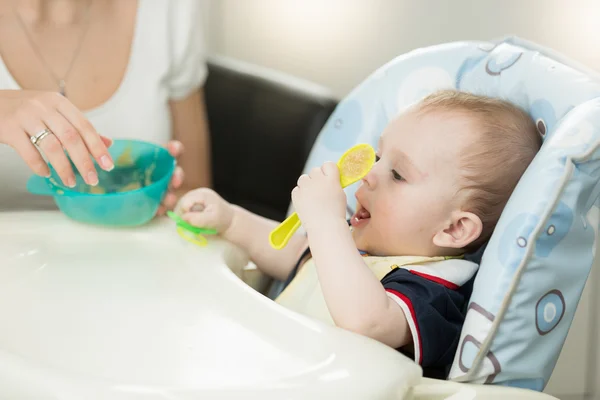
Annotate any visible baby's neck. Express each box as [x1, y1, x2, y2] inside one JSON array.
[[358, 247, 464, 258]]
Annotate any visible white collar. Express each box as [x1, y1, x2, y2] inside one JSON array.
[[402, 258, 479, 289]]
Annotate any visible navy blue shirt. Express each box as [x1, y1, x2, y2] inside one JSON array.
[[381, 268, 475, 379]]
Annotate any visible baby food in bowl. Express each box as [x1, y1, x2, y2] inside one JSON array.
[[27, 139, 176, 227]]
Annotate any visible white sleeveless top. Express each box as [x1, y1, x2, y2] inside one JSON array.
[[0, 0, 207, 211]]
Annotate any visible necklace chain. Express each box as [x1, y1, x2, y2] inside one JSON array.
[[14, 1, 93, 97]]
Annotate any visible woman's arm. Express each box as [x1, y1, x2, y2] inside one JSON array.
[[170, 89, 212, 191]]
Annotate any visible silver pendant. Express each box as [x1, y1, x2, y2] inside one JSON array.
[[59, 80, 66, 97]]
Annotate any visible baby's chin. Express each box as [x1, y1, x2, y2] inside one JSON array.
[[351, 227, 367, 251], [351, 228, 415, 257], [351, 228, 381, 255]]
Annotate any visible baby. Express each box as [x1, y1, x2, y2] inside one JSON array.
[[175, 90, 541, 378]]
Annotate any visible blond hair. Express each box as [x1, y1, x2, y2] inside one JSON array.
[[417, 90, 541, 249]]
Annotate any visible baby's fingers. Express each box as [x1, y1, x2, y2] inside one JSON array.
[[176, 189, 208, 214], [321, 161, 340, 178], [181, 210, 216, 229]]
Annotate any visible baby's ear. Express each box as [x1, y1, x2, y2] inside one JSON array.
[[433, 211, 483, 250]]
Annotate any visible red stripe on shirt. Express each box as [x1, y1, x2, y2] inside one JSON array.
[[409, 270, 460, 290], [386, 289, 423, 365]]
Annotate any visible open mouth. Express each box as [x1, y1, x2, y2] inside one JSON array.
[[351, 204, 371, 227]]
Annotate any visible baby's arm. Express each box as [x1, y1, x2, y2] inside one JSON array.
[[222, 205, 308, 281], [177, 188, 307, 281], [307, 219, 412, 349], [291, 162, 412, 349]]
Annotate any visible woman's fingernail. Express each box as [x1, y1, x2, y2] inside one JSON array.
[[88, 171, 99, 186], [170, 141, 183, 155], [67, 177, 76, 188], [100, 155, 114, 171]]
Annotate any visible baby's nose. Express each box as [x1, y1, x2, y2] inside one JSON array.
[[362, 168, 378, 189]]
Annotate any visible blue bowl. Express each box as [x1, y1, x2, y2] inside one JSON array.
[[27, 139, 176, 226]]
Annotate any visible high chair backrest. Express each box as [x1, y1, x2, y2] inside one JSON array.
[[299, 36, 600, 390]]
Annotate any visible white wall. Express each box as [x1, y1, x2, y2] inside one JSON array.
[[207, 0, 600, 98]]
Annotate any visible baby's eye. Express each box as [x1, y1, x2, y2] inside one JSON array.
[[392, 170, 404, 181]]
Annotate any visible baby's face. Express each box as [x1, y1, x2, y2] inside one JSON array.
[[351, 110, 471, 256]]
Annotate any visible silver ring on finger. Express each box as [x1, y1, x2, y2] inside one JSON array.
[[30, 128, 53, 146]]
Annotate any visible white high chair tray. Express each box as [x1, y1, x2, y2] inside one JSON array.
[[0, 211, 421, 399], [0, 212, 558, 399]]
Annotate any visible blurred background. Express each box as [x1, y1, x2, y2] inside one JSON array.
[[205, 0, 600, 98], [204, 2, 600, 399]]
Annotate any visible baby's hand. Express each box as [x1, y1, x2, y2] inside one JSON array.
[[292, 162, 346, 231], [175, 188, 234, 234]]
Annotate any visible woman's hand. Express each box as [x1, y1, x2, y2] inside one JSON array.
[[0, 90, 114, 187], [156, 140, 185, 216]]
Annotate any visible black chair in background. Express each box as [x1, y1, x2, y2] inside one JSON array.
[[205, 56, 338, 222]]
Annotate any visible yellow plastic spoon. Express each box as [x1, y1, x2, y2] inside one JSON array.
[[269, 143, 376, 250]]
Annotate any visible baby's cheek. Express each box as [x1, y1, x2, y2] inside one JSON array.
[[382, 202, 409, 225], [372, 217, 400, 243]]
